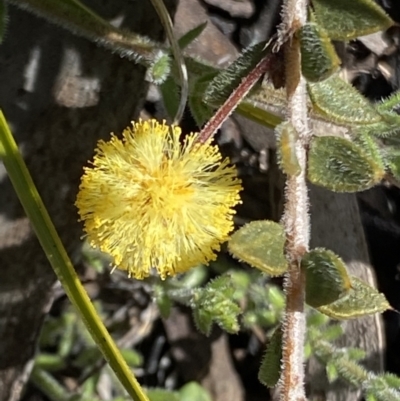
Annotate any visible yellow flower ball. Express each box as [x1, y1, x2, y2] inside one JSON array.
[[76, 119, 242, 279]]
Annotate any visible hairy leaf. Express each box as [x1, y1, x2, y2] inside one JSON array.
[[299, 22, 340, 82], [258, 327, 282, 388], [382, 373, 400, 389], [326, 362, 339, 383], [189, 73, 217, 126], [276, 122, 301, 176], [384, 146, 400, 181], [229, 220, 288, 276], [302, 248, 351, 308], [192, 307, 213, 336], [361, 111, 400, 138], [204, 41, 267, 107], [308, 136, 384, 192], [351, 130, 386, 177], [191, 276, 241, 335], [146, 52, 171, 85], [377, 91, 400, 113], [10, 0, 166, 68], [318, 276, 391, 319], [308, 75, 382, 125], [312, 0, 393, 40]]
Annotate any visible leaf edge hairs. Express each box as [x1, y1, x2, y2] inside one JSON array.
[[76, 119, 242, 280]]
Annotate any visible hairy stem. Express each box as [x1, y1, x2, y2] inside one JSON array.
[[278, 0, 310, 400]]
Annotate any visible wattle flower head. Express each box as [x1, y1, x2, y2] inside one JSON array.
[[76, 119, 242, 279]]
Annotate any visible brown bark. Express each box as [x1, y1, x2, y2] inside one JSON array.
[[0, 1, 176, 399]]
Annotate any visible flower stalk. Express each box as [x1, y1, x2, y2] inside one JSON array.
[[277, 0, 310, 400]]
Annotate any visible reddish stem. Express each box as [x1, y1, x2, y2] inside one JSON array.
[[196, 54, 273, 144]]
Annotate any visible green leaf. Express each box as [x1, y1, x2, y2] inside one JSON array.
[[192, 306, 213, 336], [318, 276, 391, 319], [120, 349, 143, 368], [191, 276, 241, 335], [322, 324, 344, 341], [0, 0, 7, 44], [299, 22, 340, 82], [347, 348, 367, 361], [267, 286, 286, 310], [326, 362, 339, 383], [148, 389, 180, 401], [365, 394, 378, 401], [189, 72, 217, 126], [276, 122, 301, 176], [178, 22, 207, 49], [377, 91, 400, 113], [160, 76, 181, 122], [153, 285, 172, 319], [308, 75, 382, 125], [352, 130, 386, 171], [382, 141, 400, 180], [204, 41, 267, 107], [147, 52, 171, 85], [179, 382, 212, 401], [382, 373, 400, 389], [312, 0, 393, 40], [34, 354, 66, 371], [307, 311, 330, 327], [229, 220, 288, 276], [308, 136, 384, 192], [10, 0, 165, 68], [258, 327, 282, 388], [302, 248, 351, 308]]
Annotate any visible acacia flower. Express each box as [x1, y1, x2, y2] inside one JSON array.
[[76, 119, 242, 279]]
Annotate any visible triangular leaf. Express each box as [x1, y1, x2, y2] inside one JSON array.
[[276, 122, 301, 176], [308, 136, 385, 192], [302, 248, 351, 308], [204, 41, 267, 107], [313, 0, 393, 40], [178, 22, 207, 49], [299, 22, 340, 82], [318, 276, 391, 319], [308, 75, 382, 125], [229, 220, 288, 276], [258, 327, 282, 388]]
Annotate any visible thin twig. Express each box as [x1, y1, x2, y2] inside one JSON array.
[[277, 0, 310, 400]]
